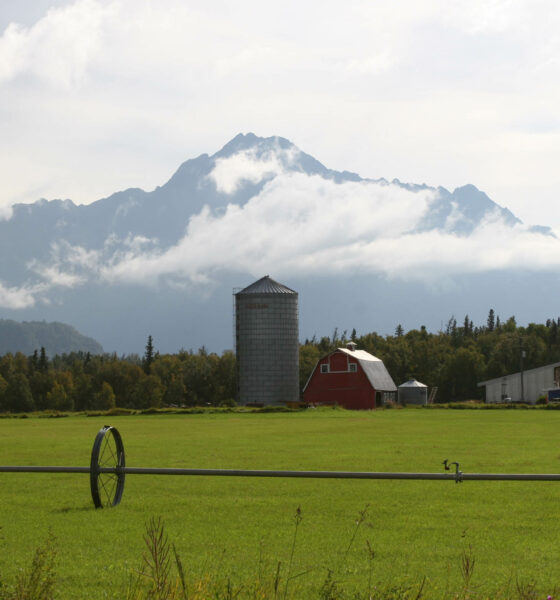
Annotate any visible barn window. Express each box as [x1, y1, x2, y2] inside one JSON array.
[[320, 364, 329, 373], [348, 363, 357, 372]]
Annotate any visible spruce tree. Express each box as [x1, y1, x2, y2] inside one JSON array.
[[487, 309, 495, 332], [143, 335, 154, 374]]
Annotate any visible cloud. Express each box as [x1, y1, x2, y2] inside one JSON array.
[[209, 149, 286, 195], [94, 172, 435, 285], [0, 0, 115, 87], [0, 204, 13, 221], [35, 161, 558, 290], [93, 164, 560, 286], [209, 144, 301, 194], [0, 280, 43, 309], [4, 153, 560, 311], [2, 0, 560, 229]]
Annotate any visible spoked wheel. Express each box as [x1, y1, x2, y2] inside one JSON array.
[[90, 425, 125, 508]]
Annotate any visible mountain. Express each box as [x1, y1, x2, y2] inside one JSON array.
[[0, 319, 103, 356], [0, 133, 558, 354]]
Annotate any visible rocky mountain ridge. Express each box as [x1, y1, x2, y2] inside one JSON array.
[[0, 133, 557, 354]]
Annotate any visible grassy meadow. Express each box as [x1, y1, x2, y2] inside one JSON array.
[[1, 409, 560, 598]]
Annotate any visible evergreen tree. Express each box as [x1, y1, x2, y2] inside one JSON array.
[[395, 324, 404, 337], [142, 335, 154, 374], [38, 347, 49, 371], [29, 350, 39, 372], [487, 309, 495, 332]]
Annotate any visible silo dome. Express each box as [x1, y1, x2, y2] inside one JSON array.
[[235, 275, 299, 405]]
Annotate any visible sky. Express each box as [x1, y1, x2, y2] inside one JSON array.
[[1, 0, 560, 229]]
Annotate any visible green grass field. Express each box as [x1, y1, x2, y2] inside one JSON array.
[[1, 409, 560, 599]]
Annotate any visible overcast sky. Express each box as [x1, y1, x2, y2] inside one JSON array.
[[1, 0, 560, 229]]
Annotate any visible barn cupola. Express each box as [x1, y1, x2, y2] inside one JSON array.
[[346, 341, 357, 352]]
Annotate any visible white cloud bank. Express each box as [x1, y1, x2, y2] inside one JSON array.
[[93, 179, 560, 285], [4, 147, 560, 311], [2, 0, 560, 228]]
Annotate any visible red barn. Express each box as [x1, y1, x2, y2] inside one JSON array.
[[303, 342, 397, 409]]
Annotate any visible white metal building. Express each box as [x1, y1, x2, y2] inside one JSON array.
[[478, 362, 560, 404]]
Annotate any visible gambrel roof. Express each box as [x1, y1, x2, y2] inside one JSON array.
[[303, 347, 397, 392]]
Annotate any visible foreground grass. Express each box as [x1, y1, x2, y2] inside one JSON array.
[[1, 410, 560, 598]]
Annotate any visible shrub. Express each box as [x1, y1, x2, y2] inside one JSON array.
[[0, 533, 57, 600]]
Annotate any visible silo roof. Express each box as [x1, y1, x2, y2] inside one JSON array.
[[237, 275, 297, 295], [398, 378, 427, 388]]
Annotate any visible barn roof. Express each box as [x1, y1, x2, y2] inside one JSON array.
[[236, 275, 296, 295], [337, 347, 397, 392]]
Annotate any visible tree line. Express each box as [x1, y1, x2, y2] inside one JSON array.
[[1, 311, 560, 412], [0, 338, 236, 413], [300, 311, 560, 402]]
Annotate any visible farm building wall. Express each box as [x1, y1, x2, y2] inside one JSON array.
[[478, 362, 560, 404], [304, 352, 378, 409]]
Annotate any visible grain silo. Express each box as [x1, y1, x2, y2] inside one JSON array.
[[235, 275, 299, 405], [398, 379, 428, 405]]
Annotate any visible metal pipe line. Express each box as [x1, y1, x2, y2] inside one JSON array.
[[0, 466, 91, 473], [3, 465, 560, 481]]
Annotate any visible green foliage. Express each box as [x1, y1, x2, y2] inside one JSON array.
[[299, 311, 560, 403], [3, 310, 560, 411], [95, 381, 116, 410], [5, 373, 34, 413], [46, 382, 72, 412], [0, 346, 238, 413], [0, 375, 7, 411], [0, 533, 57, 600]]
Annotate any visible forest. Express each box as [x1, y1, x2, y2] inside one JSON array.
[[1, 311, 560, 412]]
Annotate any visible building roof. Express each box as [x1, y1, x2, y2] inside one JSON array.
[[236, 275, 297, 295], [339, 347, 397, 392], [477, 361, 560, 387], [399, 378, 427, 388], [304, 346, 397, 392]]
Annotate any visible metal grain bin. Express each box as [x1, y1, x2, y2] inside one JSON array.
[[235, 275, 299, 405], [398, 378, 428, 405]]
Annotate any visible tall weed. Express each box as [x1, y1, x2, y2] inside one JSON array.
[[0, 533, 56, 600]]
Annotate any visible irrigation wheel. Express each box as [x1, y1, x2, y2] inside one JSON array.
[[90, 425, 125, 508]]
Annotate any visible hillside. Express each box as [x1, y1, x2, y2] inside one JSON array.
[[0, 319, 103, 356]]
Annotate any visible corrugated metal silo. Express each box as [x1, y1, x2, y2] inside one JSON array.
[[398, 379, 428, 405], [235, 275, 299, 405]]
